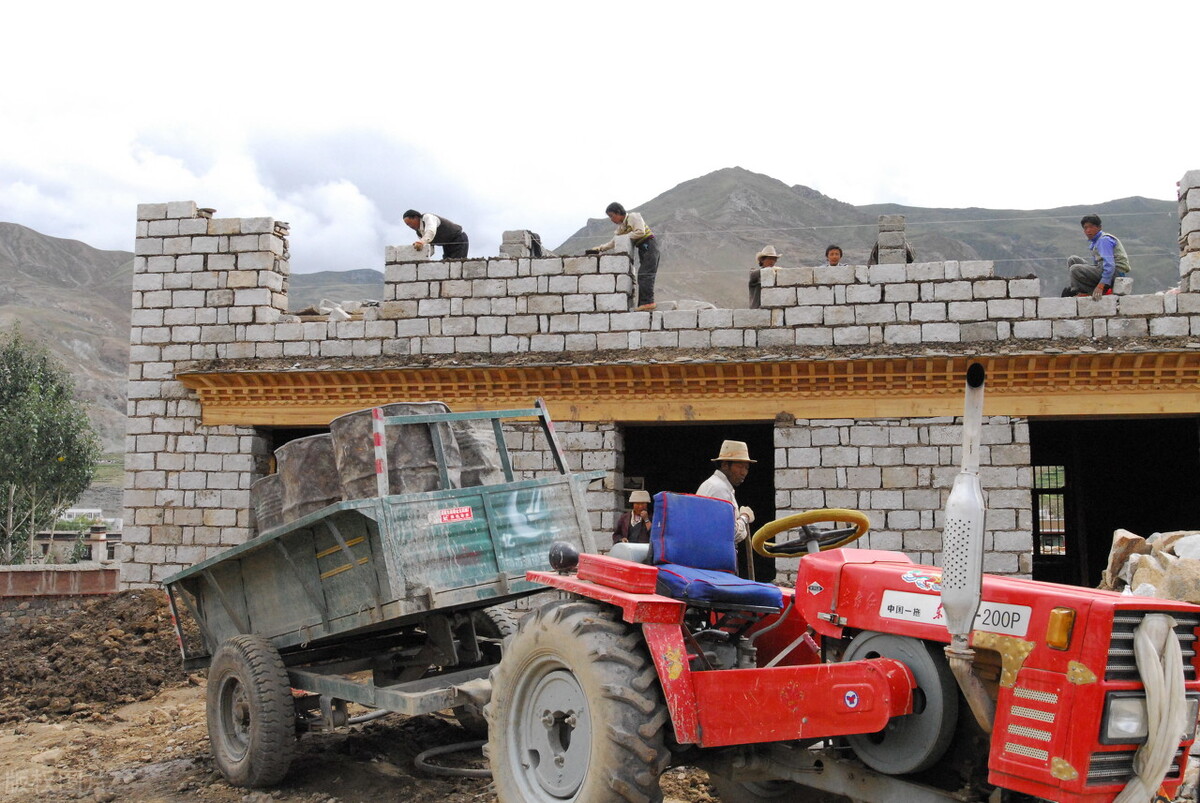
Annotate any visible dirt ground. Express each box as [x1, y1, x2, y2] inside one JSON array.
[[4, 590, 1197, 803], [0, 591, 716, 803]]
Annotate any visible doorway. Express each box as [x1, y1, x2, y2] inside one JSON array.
[[1029, 417, 1200, 587], [619, 422, 776, 578]]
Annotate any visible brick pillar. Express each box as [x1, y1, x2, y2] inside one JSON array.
[[1179, 170, 1200, 291], [873, 214, 910, 265], [121, 201, 287, 587]]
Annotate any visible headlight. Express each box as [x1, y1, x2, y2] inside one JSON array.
[[1101, 692, 1200, 745]]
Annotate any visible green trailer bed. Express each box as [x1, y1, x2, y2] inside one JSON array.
[[164, 401, 601, 671]]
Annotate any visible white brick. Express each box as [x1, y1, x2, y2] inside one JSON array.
[[921, 323, 961, 342]]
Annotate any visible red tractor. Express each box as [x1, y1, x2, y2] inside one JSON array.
[[485, 365, 1200, 802]]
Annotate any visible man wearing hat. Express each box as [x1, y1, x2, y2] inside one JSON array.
[[612, 489, 653, 545], [696, 440, 773, 582], [748, 245, 780, 309]]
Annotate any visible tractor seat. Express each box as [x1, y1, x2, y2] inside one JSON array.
[[649, 492, 783, 611]]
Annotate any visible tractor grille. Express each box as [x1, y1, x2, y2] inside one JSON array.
[[1087, 747, 1184, 785], [1105, 611, 1199, 682]]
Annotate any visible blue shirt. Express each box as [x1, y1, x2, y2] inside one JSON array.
[[1089, 230, 1122, 286]]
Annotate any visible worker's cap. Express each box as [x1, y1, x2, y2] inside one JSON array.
[[756, 245, 781, 262], [629, 490, 651, 504], [711, 440, 755, 463]]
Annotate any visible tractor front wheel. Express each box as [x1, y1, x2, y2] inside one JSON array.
[[842, 631, 958, 775], [486, 599, 669, 802], [206, 634, 296, 787]]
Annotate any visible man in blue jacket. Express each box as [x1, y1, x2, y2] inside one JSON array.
[[1064, 214, 1130, 300]]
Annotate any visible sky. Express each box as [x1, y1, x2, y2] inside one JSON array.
[[1, 1, 1196, 273]]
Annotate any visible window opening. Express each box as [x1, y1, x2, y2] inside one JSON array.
[[1033, 465, 1066, 556]]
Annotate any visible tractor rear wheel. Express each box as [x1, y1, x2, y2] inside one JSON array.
[[842, 631, 958, 775], [206, 634, 296, 787], [485, 599, 670, 802], [454, 606, 522, 735]]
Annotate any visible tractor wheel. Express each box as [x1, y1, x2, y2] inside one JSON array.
[[485, 599, 670, 802], [206, 634, 296, 787], [454, 606, 522, 735], [842, 631, 959, 775], [709, 774, 845, 802]]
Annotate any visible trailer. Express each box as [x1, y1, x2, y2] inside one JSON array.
[[163, 400, 601, 786]]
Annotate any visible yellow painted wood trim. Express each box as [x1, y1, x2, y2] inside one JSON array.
[[177, 351, 1200, 427]]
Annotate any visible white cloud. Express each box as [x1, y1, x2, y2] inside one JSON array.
[[0, 0, 1195, 266]]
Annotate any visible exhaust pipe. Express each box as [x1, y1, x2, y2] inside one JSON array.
[[941, 362, 995, 733]]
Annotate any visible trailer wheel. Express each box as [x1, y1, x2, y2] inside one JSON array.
[[842, 632, 958, 775], [454, 606, 522, 735], [709, 775, 844, 802], [485, 599, 669, 802], [207, 634, 296, 787]]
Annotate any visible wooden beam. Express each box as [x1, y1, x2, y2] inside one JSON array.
[[177, 351, 1200, 427]]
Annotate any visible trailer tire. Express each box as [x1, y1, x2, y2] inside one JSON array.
[[454, 606, 522, 735], [842, 632, 958, 775], [207, 634, 296, 787], [709, 775, 844, 802], [485, 599, 669, 802]]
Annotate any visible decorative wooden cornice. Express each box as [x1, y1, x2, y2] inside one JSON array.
[[176, 350, 1200, 427]]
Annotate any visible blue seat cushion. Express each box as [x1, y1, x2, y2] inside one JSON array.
[[656, 563, 784, 610], [650, 492, 737, 572]]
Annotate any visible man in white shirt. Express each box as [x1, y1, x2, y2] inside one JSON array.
[[402, 209, 470, 259], [696, 440, 772, 581]]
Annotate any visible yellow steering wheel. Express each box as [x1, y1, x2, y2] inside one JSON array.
[[751, 508, 871, 558]]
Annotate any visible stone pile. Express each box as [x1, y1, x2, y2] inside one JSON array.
[[1100, 528, 1200, 602]]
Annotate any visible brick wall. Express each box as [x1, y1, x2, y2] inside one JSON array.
[[0, 566, 120, 635], [772, 415, 1031, 584]]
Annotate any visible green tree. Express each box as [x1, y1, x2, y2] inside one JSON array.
[[0, 327, 101, 564]]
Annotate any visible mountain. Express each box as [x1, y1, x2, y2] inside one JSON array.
[[288, 269, 385, 311], [0, 222, 133, 451], [555, 167, 1180, 304]]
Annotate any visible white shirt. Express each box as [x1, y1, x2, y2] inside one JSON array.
[[596, 211, 652, 251], [415, 213, 443, 245], [696, 469, 749, 543]]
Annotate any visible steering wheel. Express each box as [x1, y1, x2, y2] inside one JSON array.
[[751, 508, 871, 558]]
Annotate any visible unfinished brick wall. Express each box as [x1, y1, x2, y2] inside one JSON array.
[[121, 171, 1199, 587]]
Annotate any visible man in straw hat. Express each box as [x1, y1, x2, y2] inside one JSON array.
[[696, 440, 773, 582], [748, 245, 780, 309], [612, 489, 653, 545]]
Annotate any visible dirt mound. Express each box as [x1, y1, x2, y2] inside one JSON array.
[[0, 589, 185, 722]]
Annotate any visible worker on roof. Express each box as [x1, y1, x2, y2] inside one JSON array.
[[1063, 214, 1131, 300], [749, 245, 780, 309], [403, 210, 470, 260], [585, 202, 660, 311]]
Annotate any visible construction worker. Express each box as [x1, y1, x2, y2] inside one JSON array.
[[1063, 214, 1131, 299], [585, 202, 659, 311], [749, 245, 780, 308], [403, 210, 469, 260]]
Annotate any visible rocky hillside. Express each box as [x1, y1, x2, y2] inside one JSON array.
[[556, 167, 1181, 305], [0, 222, 132, 451]]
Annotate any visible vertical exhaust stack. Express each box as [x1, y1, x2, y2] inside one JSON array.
[[942, 362, 995, 732]]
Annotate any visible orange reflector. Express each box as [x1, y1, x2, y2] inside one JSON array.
[[1046, 607, 1076, 650]]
